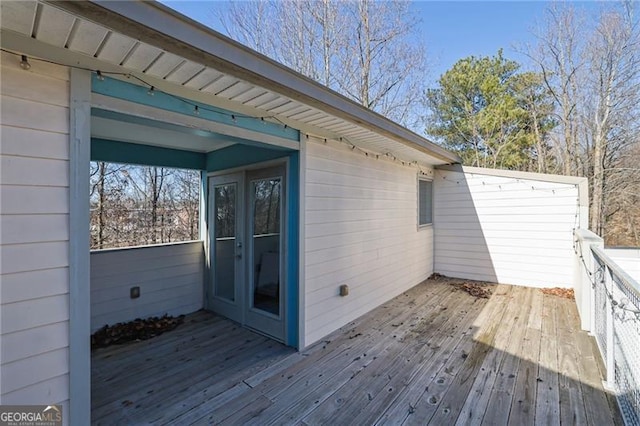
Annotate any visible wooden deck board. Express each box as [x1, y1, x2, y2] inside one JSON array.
[[555, 295, 588, 426], [91, 279, 619, 425], [535, 293, 561, 426], [354, 296, 488, 426], [507, 289, 544, 425], [480, 287, 534, 426], [297, 288, 463, 425], [405, 284, 515, 426], [257, 284, 453, 405], [92, 319, 245, 396], [299, 289, 475, 425], [228, 284, 459, 425], [382, 284, 506, 424], [92, 331, 269, 418]]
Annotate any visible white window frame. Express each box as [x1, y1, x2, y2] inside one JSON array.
[[417, 177, 433, 229]]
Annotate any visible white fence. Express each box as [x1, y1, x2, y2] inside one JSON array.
[[575, 230, 640, 425]]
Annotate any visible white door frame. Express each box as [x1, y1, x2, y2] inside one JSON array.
[[207, 172, 246, 323], [206, 160, 289, 342]]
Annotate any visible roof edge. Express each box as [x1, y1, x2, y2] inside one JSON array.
[[47, 0, 460, 164], [436, 164, 588, 186], [437, 165, 590, 212]]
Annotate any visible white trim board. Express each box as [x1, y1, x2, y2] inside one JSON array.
[[68, 67, 91, 426]]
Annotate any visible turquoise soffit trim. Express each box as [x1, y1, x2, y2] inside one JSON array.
[[206, 144, 293, 172], [92, 138, 206, 170], [91, 74, 300, 142]]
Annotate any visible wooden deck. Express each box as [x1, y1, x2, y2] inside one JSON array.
[[91, 278, 621, 425]]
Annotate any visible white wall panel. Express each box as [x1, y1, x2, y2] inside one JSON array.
[[434, 167, 584, 288], [303, 139, 434, 345]]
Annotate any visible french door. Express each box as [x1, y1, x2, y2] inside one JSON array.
[[208, 166, 286, 341]]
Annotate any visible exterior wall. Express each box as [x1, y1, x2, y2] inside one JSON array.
[[90, 241, 204, 332], [303, 138, 434, 345], [434, 166, 585, 288], [0, 53, 71, 415], [606, 248, 640, 283]]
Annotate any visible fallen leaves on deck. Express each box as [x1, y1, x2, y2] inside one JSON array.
[[541, 287, 575, 299], [91, 314, 185, 350], [428, 273, 447, 280], [429, 273, 494, 299], [458, 282, 493, 299]]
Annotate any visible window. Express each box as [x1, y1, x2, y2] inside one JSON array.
[[418, 179, 433, 226], [90, 162, 201, 249]]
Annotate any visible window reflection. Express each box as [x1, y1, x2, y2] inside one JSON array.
[[214, 184, 236, 301], [252, 178, 281, 316]]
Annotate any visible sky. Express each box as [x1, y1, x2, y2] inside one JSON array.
[[160, 1, 602, 85]]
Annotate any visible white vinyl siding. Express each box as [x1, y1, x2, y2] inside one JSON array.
[[0, 52, 71, 416], [434, 167, 582, 288], [304, 138, 434, 345], [90, 241, 204, 332]]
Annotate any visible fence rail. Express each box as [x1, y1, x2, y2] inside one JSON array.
[[587, 243, 640, 425], [591, 247, 640, 425]]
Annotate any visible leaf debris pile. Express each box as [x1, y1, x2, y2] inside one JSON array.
[[458, 282, 493, 299], [428, 273, 448, 280], [429, 273, 494, 299], [91, 314, 185, 349], [541, 287, 575, 300]]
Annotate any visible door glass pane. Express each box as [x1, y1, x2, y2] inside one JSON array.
[[251, 177, 281, 316], [214, 183, 236, 301]]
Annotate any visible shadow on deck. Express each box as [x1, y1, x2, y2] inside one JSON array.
[[91, 277, 622, 425]]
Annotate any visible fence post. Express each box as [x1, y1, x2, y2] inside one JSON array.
[[604, 266, 616, 390], [590, 237, 604, 334], [575, 230, 603, 333]]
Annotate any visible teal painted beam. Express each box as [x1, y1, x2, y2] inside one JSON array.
[[92, 138, 206, 170], [286, 151, 299, 348], [206, 145, 292, 172], [92, 75, 299, 142]]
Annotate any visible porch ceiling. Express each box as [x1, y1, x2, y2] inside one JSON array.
[[91, 114, 236, 153], [0, 0, 460, 167]]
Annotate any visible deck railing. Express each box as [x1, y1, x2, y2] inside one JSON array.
[[575, 230, 640, 425]]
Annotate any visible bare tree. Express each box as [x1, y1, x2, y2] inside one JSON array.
[[525, 4, 585, 176], [217, 0, 428, 128], [528, 2, 640, 243], [219, 1, 334, 85], [90, 163, 200, 250], [582, 3, 640, 236], [90, 162, 128, 249], [145, 167, 171, 244], [94, 162, 107, 249], [172, 170, 201, 241]]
